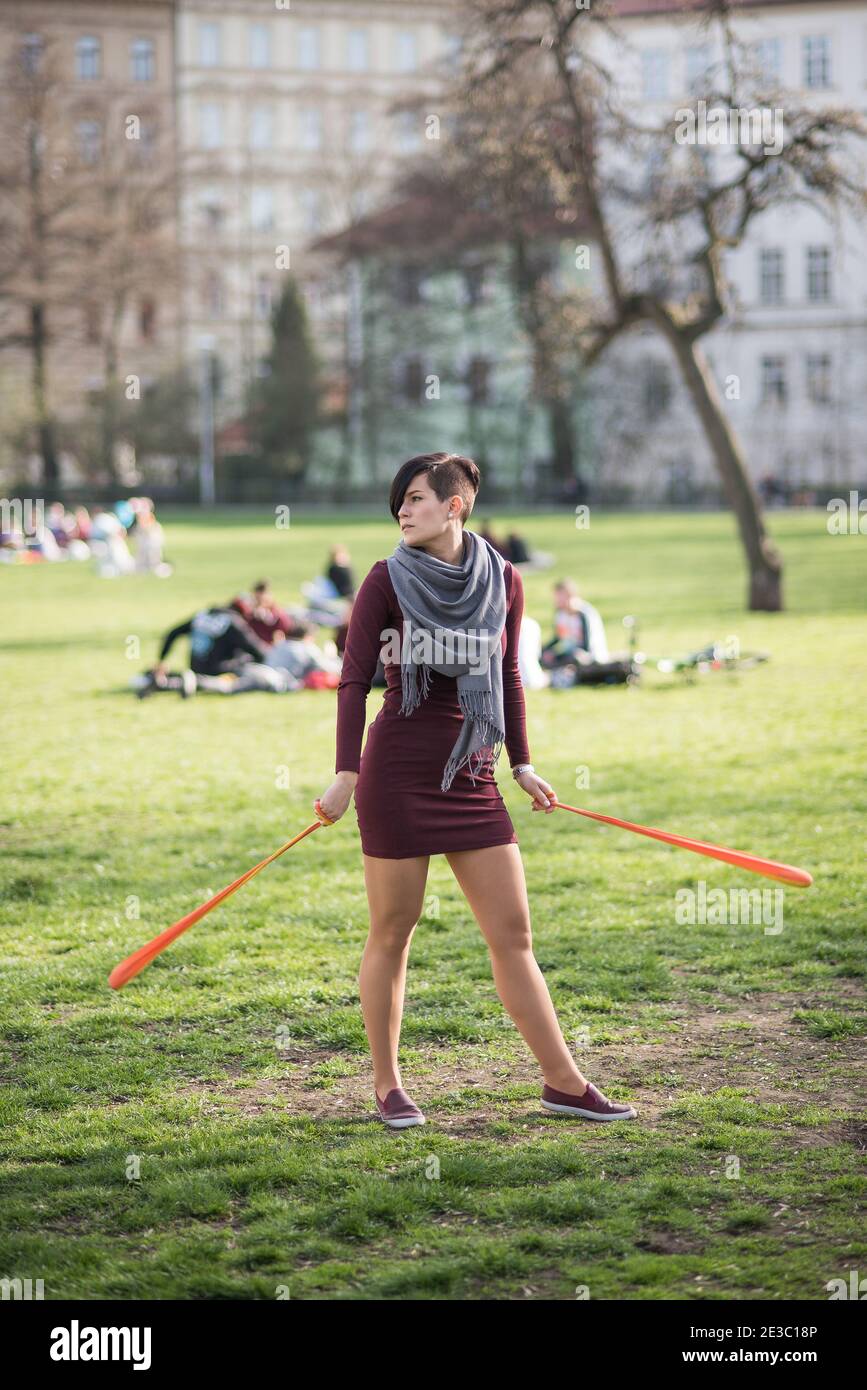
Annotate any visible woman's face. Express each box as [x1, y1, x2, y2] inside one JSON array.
[[397, 473, 461, 546]]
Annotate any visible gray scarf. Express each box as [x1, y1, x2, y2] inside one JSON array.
[[386, 529, 508, 791]]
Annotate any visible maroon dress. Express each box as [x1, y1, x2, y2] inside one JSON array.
[[335, 558, 532, 858]]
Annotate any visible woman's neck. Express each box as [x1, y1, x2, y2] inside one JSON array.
[[420, 529, 465, 565]]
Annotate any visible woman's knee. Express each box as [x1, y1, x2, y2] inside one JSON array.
[[365, 913, 418, 954], [486, 915, 534, 955]]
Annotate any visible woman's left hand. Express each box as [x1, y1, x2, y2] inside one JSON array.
[[515, 770, 558, 813]]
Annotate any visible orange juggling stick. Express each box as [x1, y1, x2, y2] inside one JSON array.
[[549, 800, 813, 888], [108, 802, 335, 990]]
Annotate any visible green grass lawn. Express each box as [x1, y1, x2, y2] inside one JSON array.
[[1, 507, 864, 1300]]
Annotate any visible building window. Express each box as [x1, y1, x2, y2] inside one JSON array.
[[349, 186, 373, 220], [806, 352, 832, 404], [396, 264, 427, 305], [199, 22, 221, 67], [76, 119, 102, 165], [200, 102, 223, 149], [348, 109, 370, 153], [130, 116, 159, 164], [685, 44, 711, 92], [641, 50, 669, 100], [250, 188, 275, 232], [760, 356, 787, 404], [21, 33, 44, 74], [131, 37, 155, 82], [644, 362, 672, 420], [76, 36, 101, 81], [249, 23, 271, 69], [300, 188, 322, 234], [396, 32, 418, 72], [395, 110, 421, 153], [644, 149, 667, 200], [250, 106, 273, 150], [298, 27, 320, 70], [347, 29, 369, 71], [645, 251, 671, 296], [806, 245, 831, 302], [462, 263, 490, 307], [299, 107, 322, 151], [140, 299, 156, 341], [200, 190, 225, 233], [467, 356, 492, 406], [255, 275, 273, 320], [759, 248, 785, 304], [803, 35, 831, 89], [752, 37, 782, 84]]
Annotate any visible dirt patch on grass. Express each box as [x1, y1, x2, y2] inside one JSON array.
[[168, 989, 865, 1138]]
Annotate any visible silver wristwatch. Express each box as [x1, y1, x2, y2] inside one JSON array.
[[512, 763, 535, 779]]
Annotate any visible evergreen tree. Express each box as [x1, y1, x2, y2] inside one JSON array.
[[250, 277, 320, 478]]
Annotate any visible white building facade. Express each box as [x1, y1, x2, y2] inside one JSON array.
[[174, 0, 456, 421], [588, 0, 867, 500]]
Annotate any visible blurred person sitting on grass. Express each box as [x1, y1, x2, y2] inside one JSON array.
[[230, 579, 308, 644], [326, 544, 355, 598], [137, 605, 296, 698], [541, 578, 610, 671], [90, 507, 136, 577], [131, 498, 172, 577], [478, 516, 552, 570]]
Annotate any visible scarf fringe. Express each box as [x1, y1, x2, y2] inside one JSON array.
[[399, 653, 432, 717], [400, 666, 506, 790], [442, 683, 506, 791], [441, 726, 505, 792]]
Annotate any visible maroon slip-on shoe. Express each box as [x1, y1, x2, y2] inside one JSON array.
[[541, 1081, 637, 1122], [374, 1087, 426, 1129]]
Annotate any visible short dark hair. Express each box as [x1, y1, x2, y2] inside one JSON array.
[[252, 579, 270, 592], [389, 453, 481, 525]]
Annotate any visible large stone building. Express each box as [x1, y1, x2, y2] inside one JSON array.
[[0, 0, 457, 481], [174, 0, 457, 422]]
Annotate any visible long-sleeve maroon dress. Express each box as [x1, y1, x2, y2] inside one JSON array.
[[335, 556, 531, 858]]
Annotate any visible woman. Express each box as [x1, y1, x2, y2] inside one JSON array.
[[316, 454, 636, 1129]]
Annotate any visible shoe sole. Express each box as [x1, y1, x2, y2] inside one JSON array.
[[376, 1113, 426, 1129], [541, 1099, 637, 1121]]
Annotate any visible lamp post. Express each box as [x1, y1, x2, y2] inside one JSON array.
[[198, 334, 216, 506]]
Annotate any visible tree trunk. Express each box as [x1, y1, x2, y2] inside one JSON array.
[[661, 327, 783, 611], [547, 394, 576, 486], [101, 304, 124, 484], [30, 301, 58, 485]]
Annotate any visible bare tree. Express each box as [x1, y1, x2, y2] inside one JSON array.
[[0, 25, 179, 484], [0, 32, 90, 482], [82, 105, 179, 479], [449, 0, 867, 609]]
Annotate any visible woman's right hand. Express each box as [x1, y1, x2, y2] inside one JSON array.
[[315, 771, 358, 824]]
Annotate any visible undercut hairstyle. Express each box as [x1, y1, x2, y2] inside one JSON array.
[[389, 453, 481, 526]]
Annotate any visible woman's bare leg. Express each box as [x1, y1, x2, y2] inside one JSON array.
[[445, 843, 588, 1093], [359, 853, 430, 1097]]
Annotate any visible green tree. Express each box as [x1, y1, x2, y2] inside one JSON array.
[[249, 278, 320, 480]]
